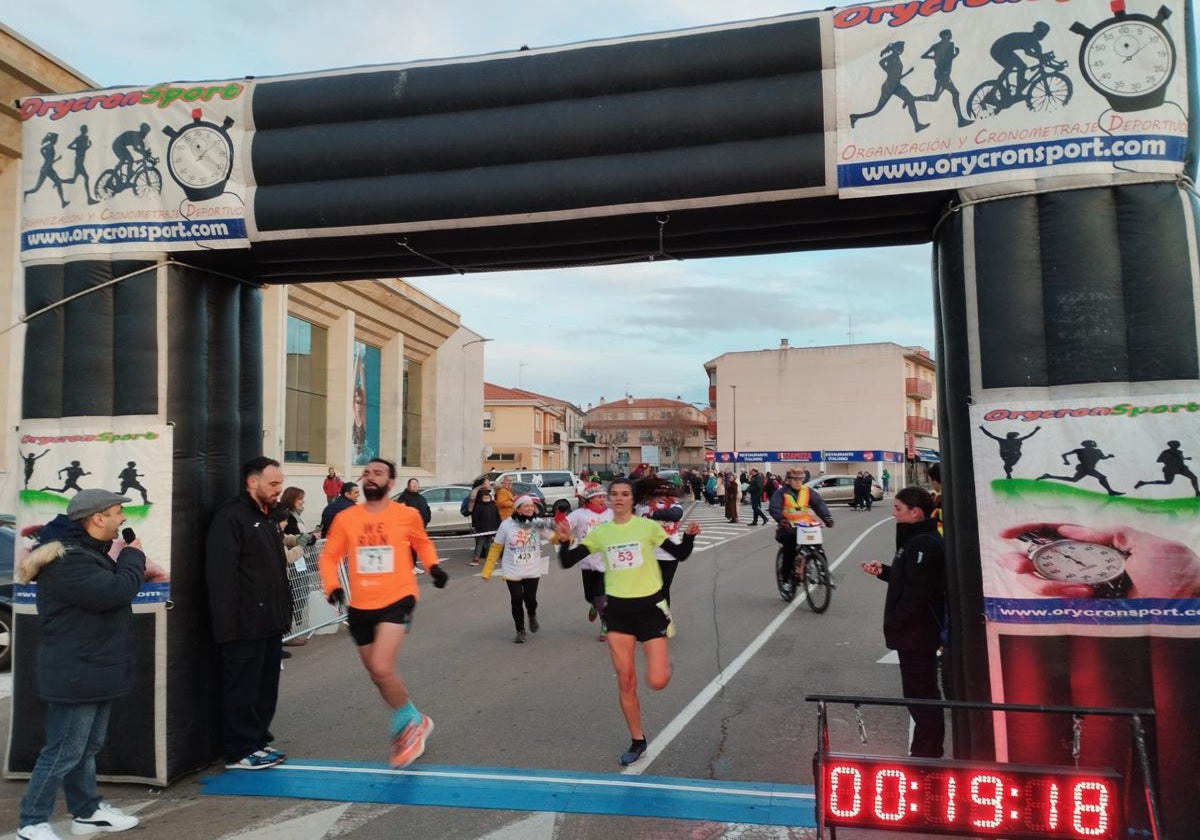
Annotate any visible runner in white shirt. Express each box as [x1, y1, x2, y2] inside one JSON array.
[[565, 483, 614, 640], [481, 495, 555, 643]]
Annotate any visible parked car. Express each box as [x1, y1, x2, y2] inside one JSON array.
[[0, 524, 15, 671], [805, 475, 884, 506], [480, 470, 578, 510], [402, 485, 474, 535]]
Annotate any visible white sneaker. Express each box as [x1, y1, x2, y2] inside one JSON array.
[[17, 824, 62, 840], [70, 802, 138, 835]]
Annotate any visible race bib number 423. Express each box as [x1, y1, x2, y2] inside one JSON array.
[[356, 545, 395, 574], [605, 541, 643, 570]]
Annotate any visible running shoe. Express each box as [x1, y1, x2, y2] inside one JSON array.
[[469, 558, 480, 566], [225, 750, 284, 770], [619, 738, 648, 766], [514, 630, 527, 644], [413, 565, 426, 575], [587, 605, 598, 622], [70, 802, 138, 835], [529, 614, 539, 633], [389, 714, 434, 769]]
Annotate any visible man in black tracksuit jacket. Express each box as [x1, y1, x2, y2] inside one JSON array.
[[205, 457, 291, 769], [862, 486, 946, 758]]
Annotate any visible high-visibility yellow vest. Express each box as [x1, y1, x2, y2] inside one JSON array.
[[782, 486, 818, 525]]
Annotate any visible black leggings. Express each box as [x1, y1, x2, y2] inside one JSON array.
[[659, 559, 678, 606], [506, 578, 540, 631], [581, 569, 605, 605]]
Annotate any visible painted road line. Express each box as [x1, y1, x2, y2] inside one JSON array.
[[202, 761, 815, 828], [625, 514, 895, 775]]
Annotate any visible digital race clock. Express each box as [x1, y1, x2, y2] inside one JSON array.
[[819, 753, 1122, 839]]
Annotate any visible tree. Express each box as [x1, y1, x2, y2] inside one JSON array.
[[656, 410, 694, 467]]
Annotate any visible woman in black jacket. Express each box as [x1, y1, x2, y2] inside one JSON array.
[[861, 486, 945, 758], [470, 488, 501, 567]]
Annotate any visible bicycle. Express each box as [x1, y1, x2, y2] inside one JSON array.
[[967, 52, 1072, 120], [95, 154, 164, 200], [775, 523, 833, 613]]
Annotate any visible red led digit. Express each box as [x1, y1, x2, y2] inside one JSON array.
[[873, 768, 909, 822], [1072, 781, 1111, 837], [827, 764, 863, 819], [969, 773, 1005, 829], [1048, 781, 1060, 830], [945, 773, 958, 824]]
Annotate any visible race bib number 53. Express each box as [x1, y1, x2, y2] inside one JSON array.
[[605, 541, 643, 570], [356, 545, 395, 574]]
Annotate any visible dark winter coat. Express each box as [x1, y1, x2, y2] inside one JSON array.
[[471, 499, 501, 534], [205, 492, 290, 645], [877, 518, 945, 652], [319, 494, 357, 537], [397, 489, 432, 526], [17, 516, 145, 703]]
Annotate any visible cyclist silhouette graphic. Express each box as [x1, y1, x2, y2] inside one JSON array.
[[18, 448, 50, 489], [979, 425, 1041, 479], [1135, 441, 1199, 496], [990, 22, 1051, 96], [22, 132, 70, 208], [917, 30, 972, 128], [850, 41, 929, 133], [41, 460, 91, 495], [96, 123, 163, 199], [1037, 440, 1124, 496], [64, 125, 101, 205]]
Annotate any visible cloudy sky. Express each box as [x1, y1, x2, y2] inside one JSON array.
[[8, 0, 936, 407]]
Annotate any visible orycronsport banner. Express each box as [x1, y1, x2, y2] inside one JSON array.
[[15, 418, 173, 601], [971, 394, 1200, 627], [834, 0, 1189, 196], [19, 81, 251, 260]]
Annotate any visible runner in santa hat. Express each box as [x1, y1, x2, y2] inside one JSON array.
[[565, 483, 614, 640]]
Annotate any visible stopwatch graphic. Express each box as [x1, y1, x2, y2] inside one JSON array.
[[1070, 1, 1176, 112], [162, 109, 235, 201]]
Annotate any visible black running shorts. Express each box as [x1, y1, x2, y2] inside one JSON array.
[[603, 592, 670, 642], [347, 595, 416, 646]]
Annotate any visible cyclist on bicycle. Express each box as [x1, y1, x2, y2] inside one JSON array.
[[111, 123, 153, 183], [769, 469, 834, 597], [988, 21, 1050, 99]]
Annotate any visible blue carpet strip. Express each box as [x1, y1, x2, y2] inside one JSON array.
[[202, 759, 816, 827]]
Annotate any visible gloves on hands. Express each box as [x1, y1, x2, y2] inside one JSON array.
[[430, 564, 448, 589], [297, 532, 315, 548], [327, 588, 346, 608]]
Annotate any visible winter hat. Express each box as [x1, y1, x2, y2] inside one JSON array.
[[580, 483, 607, 500], [512, 494, 538, 510], [67, 488, 131, 520]]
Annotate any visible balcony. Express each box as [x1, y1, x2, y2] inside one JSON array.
[[906, 415, 934, 435], [905, 377, 933, 400]]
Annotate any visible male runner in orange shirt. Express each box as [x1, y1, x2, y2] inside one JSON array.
[[319, 457, 447, 768]]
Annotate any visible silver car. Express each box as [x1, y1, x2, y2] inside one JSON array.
[[805, 475, 884, 506], [414, 485, 474, 534]]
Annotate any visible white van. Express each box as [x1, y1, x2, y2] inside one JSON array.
[[481, 470, 582, 509]]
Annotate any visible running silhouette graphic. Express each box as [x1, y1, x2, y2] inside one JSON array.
[[1135, 441, 1199, 496], [64, 125, 101, 205], [850, 41, 929, 133], [23, 132, 70, 208], [41, 460, 91, 495], [917, 30, 972, 128], [979, 425, 1041, 479], [1037, 440, 1124, 496], [118, 460, 151, 505], [18, 448, 50, 489]]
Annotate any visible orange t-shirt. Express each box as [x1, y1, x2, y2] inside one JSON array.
[[318, 501, 439, 609]]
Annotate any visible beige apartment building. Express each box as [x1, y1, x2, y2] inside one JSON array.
[[482, 383, 569, 473], [704, 341, 938, 483], [580, 397, 709, 472]]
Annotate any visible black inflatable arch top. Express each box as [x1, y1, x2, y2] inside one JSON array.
[[187, 13, 948, 282]]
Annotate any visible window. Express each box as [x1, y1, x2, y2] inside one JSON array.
[[483, 411, 492, 430], [284, 316, 327, 463], [445, 487, 470, 503], [534, 412, 542, 430], [492, 453, 517, 462], [403, 359, 423, 467], [639, 430, 653, 443]]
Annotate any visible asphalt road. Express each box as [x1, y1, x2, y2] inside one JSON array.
[[0, 502, 934, 840]]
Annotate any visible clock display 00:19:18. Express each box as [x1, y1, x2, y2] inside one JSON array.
[[820, 754, 1121, 839]]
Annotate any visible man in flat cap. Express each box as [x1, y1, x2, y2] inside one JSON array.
[[14, 489, 145, 840]]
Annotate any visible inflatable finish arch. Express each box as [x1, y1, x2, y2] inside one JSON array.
[[13, 2, 1200, 833]]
